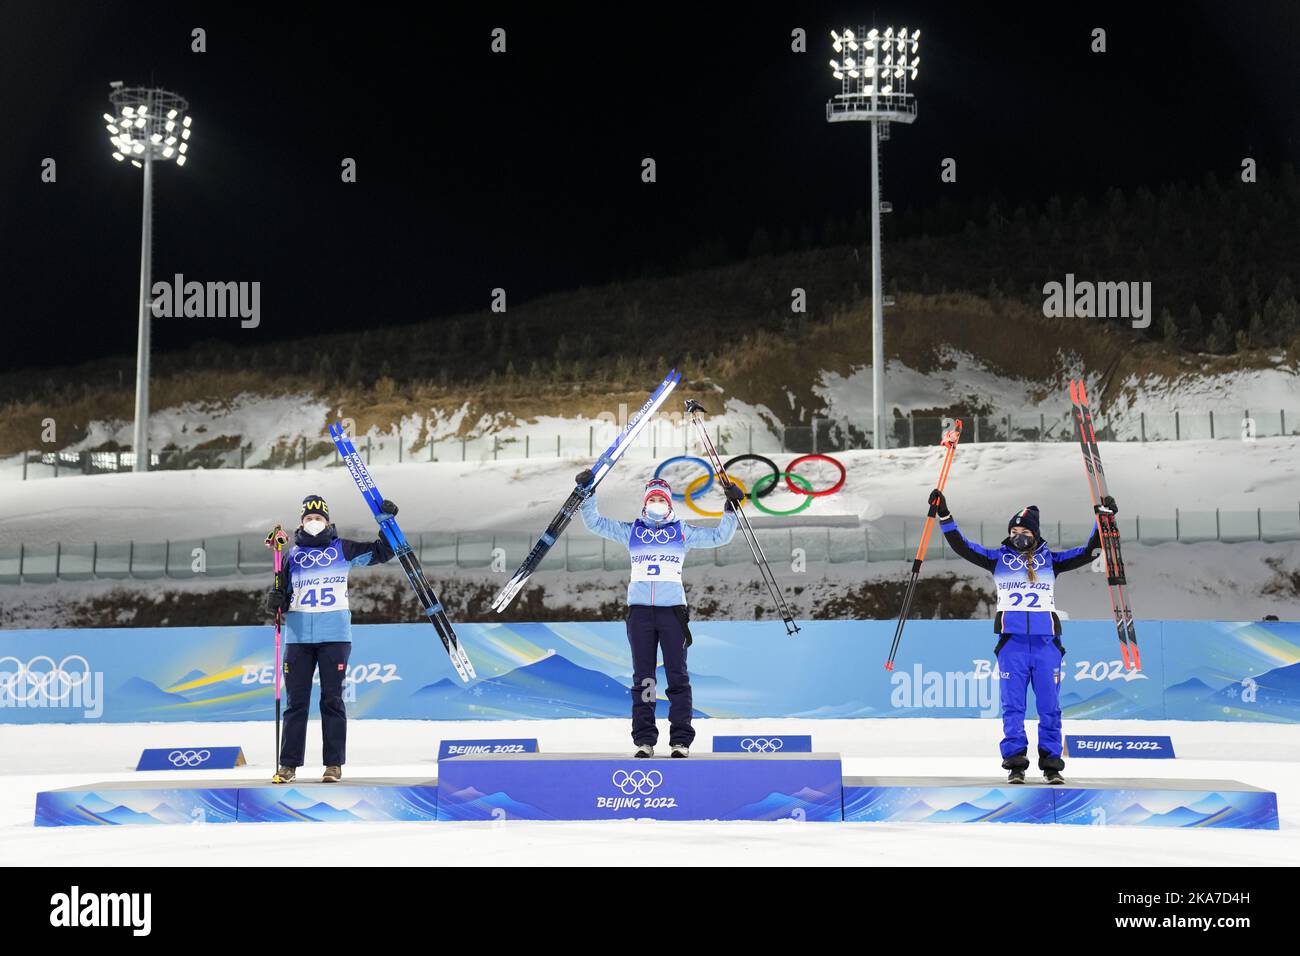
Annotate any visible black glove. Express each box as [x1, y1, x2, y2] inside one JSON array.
[[266, 588, 289, 613], [723, 481, 745, 512], [575, 468, 594, 487], [1101, 495, 1118, 515], [380, 499, 398, 516], [929, 488, 949, 518]]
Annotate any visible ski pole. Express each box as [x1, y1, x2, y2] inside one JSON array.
[[265, 524, 289, 770], [886, 419, 962, 670], [684, 400, 801, 635]]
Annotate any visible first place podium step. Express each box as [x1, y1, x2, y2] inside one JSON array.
[[437, 752, 845, 821]]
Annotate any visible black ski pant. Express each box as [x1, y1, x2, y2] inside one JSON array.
[[626, 604, 694, 747], [279, 641, 350, 767]]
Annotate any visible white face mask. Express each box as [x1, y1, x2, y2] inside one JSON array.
[[645, 500, 671, 520], [303, 517, 329, 536]]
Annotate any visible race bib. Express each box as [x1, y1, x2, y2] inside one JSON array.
[[628, 521, 686, 584], [289, 545, 352, 613], [994, 549, 1056, 612]]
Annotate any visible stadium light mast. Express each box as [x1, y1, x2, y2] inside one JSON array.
[[827, 26, 920, 450], [105, 83, 193, 472]]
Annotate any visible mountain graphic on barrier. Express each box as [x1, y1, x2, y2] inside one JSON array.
[[1162, 677, 1217, 712], [41, 791, 227, 826], [1061, 686, 1161, 720], [1164, 662, 1300, 721], [409, 654, 707, 719], [113, 677, 191, 707]]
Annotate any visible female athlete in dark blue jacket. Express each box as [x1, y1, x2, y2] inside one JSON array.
[[931, 489, 1107, 784]]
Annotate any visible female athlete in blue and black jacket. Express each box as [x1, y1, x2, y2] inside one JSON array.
[[931, 489, 1108, 784]]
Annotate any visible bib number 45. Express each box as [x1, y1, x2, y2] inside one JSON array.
[[297, 586, 337, 608]]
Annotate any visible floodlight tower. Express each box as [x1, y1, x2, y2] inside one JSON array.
[[105, 84, 193, 472], [827, 27, 920, 450]]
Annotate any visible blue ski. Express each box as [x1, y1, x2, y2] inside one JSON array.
[[491, 368, 682, 612], [329, 423, 475, 682]]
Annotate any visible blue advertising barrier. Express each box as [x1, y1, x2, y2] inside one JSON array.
[[136, 746, 247, 771], [1065, 735, 1176, 759], [2, 619, 1297, 724]]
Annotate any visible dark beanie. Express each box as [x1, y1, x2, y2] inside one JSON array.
[[1008, 505, 1041, 538], [301, 494, 330, 521]]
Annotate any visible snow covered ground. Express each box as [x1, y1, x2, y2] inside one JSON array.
[[1, 717, 1295, 866], [3, 437, 1297, 545]]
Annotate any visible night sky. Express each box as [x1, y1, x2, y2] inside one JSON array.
[[3, 1, 1298, 373]]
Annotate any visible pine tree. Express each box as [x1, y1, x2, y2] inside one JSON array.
[[1186, 303, 1204, 348], [1160, 308, 1179, 343]]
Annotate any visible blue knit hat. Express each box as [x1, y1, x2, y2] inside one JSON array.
[[1008, 505, 1041, 539]]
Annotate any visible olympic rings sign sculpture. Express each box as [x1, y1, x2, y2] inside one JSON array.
[[654, 454, 847, 518]]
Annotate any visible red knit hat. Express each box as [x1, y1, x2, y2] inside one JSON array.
[[643, 477, 672, 508]]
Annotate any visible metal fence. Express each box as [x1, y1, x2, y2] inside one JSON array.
[[8, 407, 1297, 480], [3, 506, 1297, 586]]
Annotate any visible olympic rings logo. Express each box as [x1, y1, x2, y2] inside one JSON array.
[[611, 769, 664, 795], [635, 524, 679, 544], [1002, 549, 1048, 572], [654, 454, 847, 518], [740, 737, 785, 753], [292, 546, 340, 568], [168, 749, 212, 766], [0, 656, 92, 703]]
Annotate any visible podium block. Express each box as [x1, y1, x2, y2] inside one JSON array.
[[35, 778, 438, 826], [236, 778, 438, 822], [437, 752, 843, 821], [36, 780, 241, 826], [843, 776, 1279, 829]]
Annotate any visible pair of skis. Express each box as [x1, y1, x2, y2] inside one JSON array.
[[328, 423, 476, 682], [1069, 380, 1141, 670], [491, 368, 683, 612], [684, 399, 801, 635], [885, 419, 963, 670]]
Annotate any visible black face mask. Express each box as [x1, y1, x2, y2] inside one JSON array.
[[1010, 532, 1035, 551]]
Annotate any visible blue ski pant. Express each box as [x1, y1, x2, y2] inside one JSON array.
[[626, 604, 694, 747], [996, 633, 1064, 768], [279, 641, 350, 767]]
